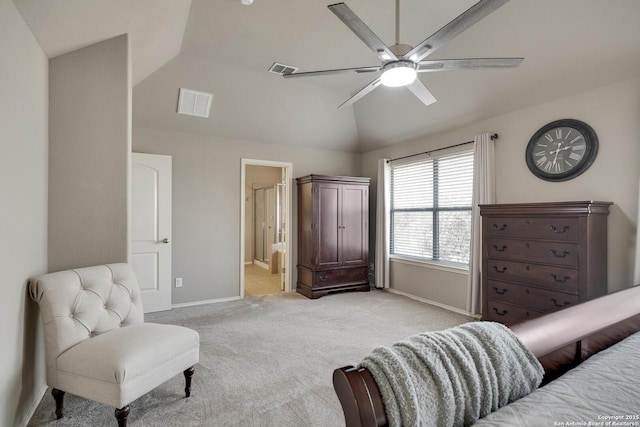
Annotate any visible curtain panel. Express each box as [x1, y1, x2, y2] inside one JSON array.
[[466, 133, 496, 314], [375, 158, 391, 288]]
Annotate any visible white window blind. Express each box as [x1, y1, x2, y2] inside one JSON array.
[[390, 150, 474, 266]]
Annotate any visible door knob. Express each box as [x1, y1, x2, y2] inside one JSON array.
[[162, 238, 170, 244]]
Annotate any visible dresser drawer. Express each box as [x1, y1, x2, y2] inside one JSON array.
[[487, 238, 579, 267], [487, 280, 579, 312], [485, 217, 579, 241], [314, 267, 367, 287], [487, 259, 579, 294], [486, 300, 542, 324]]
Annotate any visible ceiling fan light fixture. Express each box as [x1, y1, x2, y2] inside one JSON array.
[[380, 61, 417, 87]]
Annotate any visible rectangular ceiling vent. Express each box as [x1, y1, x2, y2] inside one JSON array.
[[269, 62, 298, 75], [177, 88, 213, 118]]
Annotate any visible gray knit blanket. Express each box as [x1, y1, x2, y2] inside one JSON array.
[[359, 322, 543, 427]]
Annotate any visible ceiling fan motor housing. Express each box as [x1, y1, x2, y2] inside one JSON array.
[[389, 43, 413, 57]]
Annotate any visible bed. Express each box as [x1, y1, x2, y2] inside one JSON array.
[[333, 284, 640, 427]]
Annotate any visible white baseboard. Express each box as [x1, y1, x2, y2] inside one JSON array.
[[19, 384, 48, 427], [172, 296, 242, 309], [253, 260, 269, 270], [384, 288, 475, 317]]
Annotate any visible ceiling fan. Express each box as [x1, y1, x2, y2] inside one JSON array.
[[282, 0, 523, 108]]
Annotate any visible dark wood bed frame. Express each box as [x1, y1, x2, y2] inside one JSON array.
[[333, 284, 640, 427]]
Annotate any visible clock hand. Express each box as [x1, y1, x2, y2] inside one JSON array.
[[552, 142, 563, 165], [550, 144, 573, 154]]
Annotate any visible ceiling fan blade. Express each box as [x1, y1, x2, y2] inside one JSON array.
[[406, 79, 437, 106], [405, 0, 511, 62], [417, 57, 524, 72], [283, 66, 380, 79], [329, 2, 398, 62], [338, 78, 382, 109]]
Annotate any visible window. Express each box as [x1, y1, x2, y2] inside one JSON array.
[[390, 150, 474, 266]]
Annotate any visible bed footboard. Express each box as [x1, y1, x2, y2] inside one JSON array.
[[333, 284, 640, 427], [333, 366, 386, 427]]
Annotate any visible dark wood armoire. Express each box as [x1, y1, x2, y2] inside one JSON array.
[[296, 175, 370, 299]]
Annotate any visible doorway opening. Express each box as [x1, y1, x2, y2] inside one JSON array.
[[240, 159, 293, 297]]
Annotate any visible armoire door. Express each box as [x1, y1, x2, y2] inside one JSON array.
[[342, 184, 368, 266], [316, 182, 341, 267]]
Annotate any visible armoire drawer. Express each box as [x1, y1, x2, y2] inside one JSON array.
[[486, 280, 579, 312], [487, 238, 579, 267], [487, 259, 579, 294], [486, 217, 579, 241], [486, 300, 542, 324], [314, 267, 367, 287]]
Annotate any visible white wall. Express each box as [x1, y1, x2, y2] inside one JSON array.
[[48, 34, 132, 272], [0, 0, 48, 424], [133, 127, 361, 304], [363, 76, 640, 311]]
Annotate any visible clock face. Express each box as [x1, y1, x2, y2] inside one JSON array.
[[526, 119, 598, 181]]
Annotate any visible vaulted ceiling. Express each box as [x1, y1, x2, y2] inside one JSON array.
[[14, 0, 640, 153]]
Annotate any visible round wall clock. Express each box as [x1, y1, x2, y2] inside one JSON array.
[[525, 119, 598, 182]]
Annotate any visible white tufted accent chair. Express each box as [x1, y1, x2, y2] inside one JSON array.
[[29, 263, 200, 427]]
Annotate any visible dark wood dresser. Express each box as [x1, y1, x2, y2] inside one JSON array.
[[296, 175, 370, 299], [480, 201, 611, 324]]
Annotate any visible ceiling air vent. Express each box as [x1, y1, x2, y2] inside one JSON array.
[[269, 62, 298, 75], [177, 88, 213, 118]]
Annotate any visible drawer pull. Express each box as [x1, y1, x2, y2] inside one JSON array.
[[355, 271, 363, 277], [493, 287, 508, 295], [550, 249, 570, 258], [549, 225, 570, 233], [551, 298, 571, 308], [492, 266, 508, 273], [493, 308, 508, 316], [493, 244, 508, 252], [493, 224, 508, 231], [550, 274, 570, 283], [319, 275, 328, 281]]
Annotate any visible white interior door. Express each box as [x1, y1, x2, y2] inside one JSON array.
[[131, 152, 172, 313], [277, 180, 286, 290]]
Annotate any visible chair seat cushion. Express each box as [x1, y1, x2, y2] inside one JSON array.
[[55, 322, 199, 408]]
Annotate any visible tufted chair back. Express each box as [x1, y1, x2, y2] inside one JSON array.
[[29, 263, 144, 384]]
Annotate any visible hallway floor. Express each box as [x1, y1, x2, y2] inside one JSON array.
[[245, 263, 283, 296]]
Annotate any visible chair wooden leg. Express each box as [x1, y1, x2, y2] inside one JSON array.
[[52, 388, 65, 419], [184, 366, 195, 397], [115, 405, 130, 427]]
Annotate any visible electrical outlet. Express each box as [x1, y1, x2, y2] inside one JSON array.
[[175, 277, 183, 288]]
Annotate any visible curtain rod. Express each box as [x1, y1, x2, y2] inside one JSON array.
[[387, 133, 499, 163]]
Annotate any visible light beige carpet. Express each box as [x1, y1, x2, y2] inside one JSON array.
[[28, 289, 472, 426]]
